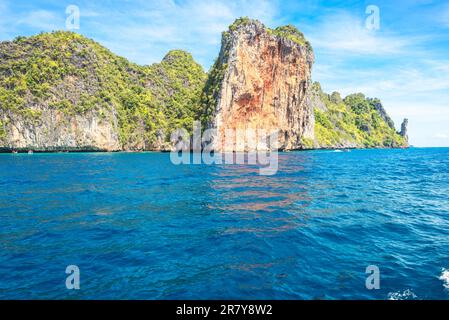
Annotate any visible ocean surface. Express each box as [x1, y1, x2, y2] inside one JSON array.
[[1, 148, 448, 300]]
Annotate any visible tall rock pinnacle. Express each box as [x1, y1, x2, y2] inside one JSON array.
[[203, 18, 315, 151], [400, 118, 409, 141]]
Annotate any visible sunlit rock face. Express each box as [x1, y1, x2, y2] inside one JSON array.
[[3, 108, 121, 152], [208, 19, 315, 151]]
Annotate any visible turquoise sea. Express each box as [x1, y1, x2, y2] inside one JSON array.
[[0, 148, 448, 299]]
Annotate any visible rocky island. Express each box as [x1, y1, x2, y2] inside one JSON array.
[[0, 18, 408, 152]]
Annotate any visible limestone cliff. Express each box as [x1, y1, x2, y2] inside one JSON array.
[[202, 18, 315, 151], [0, 19, 408, 153]]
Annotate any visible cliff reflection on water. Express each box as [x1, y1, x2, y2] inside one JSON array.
[[204, 153, 315, 234]]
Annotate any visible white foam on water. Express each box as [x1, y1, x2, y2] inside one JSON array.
[[387, 289, 417, 300], [439, 268, 449, 289]]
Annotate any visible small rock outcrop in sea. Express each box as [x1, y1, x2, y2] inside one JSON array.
[[400, 118, 409, 141], [0, 18, 409, 152]]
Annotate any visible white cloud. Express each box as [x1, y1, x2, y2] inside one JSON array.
[[0, 3, 64, 36], [435, 133, 449, 139], [303, 8, 449, 146], [307, 11, 414, 56], [309, 8, 449, 145], [0, 0, 279, 66], [16, 10, 63, 31], [85, 0, 279, 66], [316, 59, 449, 99], [79, 9, 100, 18]]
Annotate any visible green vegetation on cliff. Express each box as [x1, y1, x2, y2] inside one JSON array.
[[148, 50, 207, 133], [227, 17, 312, 50], [270, 25, 312, 51], [0, 31, 206, 149], [0, 119, 7, 143], [312, 82, 407, 148]]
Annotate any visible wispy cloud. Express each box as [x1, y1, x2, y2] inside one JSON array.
[[304, 7, 449, 147], [317, 58, 449, 135], [0, 0, 279, 66], [84, 0, 279, 66], [315, 58, 449, 98], [307, 11, 414, 56], [435, 133, 449, 139], [0, 2, 64, 36], [16, 10, 63, 30]]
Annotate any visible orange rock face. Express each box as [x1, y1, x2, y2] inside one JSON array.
[[210, 20, 315, 151]]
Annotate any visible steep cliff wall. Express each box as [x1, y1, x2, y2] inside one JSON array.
[[202, 19, 315, 151], [0, 32, 123, 151], [1, 108, 120, 152]]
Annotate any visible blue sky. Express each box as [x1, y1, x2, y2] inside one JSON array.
[[1, 0, 449, 147]]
